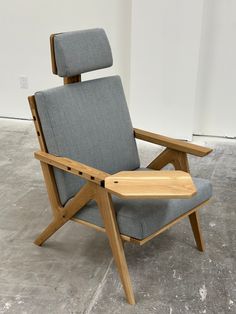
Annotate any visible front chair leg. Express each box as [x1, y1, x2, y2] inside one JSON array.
[[189, 211, 205, 252], [96, 188, 135, 305]]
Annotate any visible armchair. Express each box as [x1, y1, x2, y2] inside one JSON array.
[[28, 29, 212, 304]]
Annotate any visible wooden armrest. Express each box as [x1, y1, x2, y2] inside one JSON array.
[[104, 170, 197, 199], [34, 151, 109, 185], [134, 128, 212, 157]]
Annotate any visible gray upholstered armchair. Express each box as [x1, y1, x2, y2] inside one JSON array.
[[28, 29, 212, 304]]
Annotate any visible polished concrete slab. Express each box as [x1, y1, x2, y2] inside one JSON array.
[[0, 118, 235, 313]]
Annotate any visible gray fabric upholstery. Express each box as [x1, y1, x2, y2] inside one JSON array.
[[35, 76, 140, 205], [54, 29, 113, 77], [74, 177, 212, 240]]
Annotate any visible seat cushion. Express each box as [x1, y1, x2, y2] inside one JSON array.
[[74, 177, 212, 240]]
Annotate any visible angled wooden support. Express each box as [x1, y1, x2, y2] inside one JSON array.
[[148, 148, 189, 173], [40, 162, 62, 218], [171, 151, 189, 173], [34, 182, 96, 246], [95, 187, 135, 305], [148, 148, 177, 170]]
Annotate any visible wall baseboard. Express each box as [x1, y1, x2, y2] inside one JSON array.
[[0, 116, 32, 121]]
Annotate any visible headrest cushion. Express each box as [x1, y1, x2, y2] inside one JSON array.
[[53, 28, 113, 77]]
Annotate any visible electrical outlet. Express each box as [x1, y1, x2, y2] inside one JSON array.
[[19, 76, 29, 89]]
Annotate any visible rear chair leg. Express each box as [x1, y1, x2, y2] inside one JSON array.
[[96, 188, 135, 305], [189, 210, 205, 252]]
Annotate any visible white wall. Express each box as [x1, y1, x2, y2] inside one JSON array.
[[0, 0, 131, 119], [1, 1, 236, 138], [130, 0, 204, 140], [194, 0, 236, 137]]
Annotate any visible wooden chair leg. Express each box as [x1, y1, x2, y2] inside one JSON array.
[[189, 210, 205, 252], [96, 188, 135, 305], [35, 183, 95, 246], [34, 218, 65, 246]]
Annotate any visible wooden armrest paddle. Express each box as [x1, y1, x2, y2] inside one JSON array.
[[105, 170, 197, 199]]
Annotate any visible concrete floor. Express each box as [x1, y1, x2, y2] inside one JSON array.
[[0, 118, 235, 314]]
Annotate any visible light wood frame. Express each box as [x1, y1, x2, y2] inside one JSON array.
[[27, 34, 213, 304], [50, 34, 81, 84]]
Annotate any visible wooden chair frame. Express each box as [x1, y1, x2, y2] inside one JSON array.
[[28, 35, 213, 304]]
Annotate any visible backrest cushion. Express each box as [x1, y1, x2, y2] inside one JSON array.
[[54, 29, 113, 77], [35, 76, 140, 205]]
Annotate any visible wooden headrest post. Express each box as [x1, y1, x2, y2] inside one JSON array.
[[50, 34, 81, 85]]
